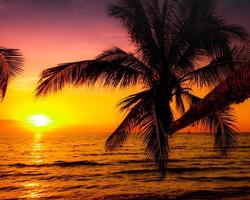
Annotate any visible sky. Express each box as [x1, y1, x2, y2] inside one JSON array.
[[0, 0, 250, 134]]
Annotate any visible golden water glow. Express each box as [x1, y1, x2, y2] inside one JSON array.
[[22, 182, 41, 199], [31, 132, 43, 164]]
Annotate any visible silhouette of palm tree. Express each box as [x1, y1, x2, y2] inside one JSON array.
[[36, 0, 249, 174], [0, 47, 23, 100], [169, 62, 250, 153]]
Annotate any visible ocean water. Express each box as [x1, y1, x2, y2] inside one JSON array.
[[0, 132, 249, 199]]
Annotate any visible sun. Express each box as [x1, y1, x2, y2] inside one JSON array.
[[28, 115, 51, 127]]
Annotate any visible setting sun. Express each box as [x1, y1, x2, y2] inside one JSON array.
[[28, 115, 50, 127]]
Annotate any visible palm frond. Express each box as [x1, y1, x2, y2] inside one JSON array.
[[162, 0, 179, 54], [117, 89, 153, 112], [182, 44, 250, 88], [36, 61, 87, 97], [184, 55, 234, 88], [222, 24, 250, 45], [173, 81, 187, 115], [167, 0, 217, 60], [36, 58, 144, 97], [231, 44, 250, 64], [107, 88, 170, 174], [144, 0, 166, 58], [143, 104, 169, 176], [105, 91, 153, 151], [185, 0, 231, 58], [168, 0, 249, 77], [107, 0, 160, 68], [0, 48, 23, 100], [96, 47, 155, 83], [182, 92, 238, 153], [199, 108, 238, 154], [172, 44, 205, 77]]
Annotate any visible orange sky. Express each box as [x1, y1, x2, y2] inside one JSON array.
[[0, 0, 250, 134]]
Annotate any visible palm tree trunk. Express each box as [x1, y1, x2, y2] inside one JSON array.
[[169, 62, 250, 134], [152, 104, 164, 156]]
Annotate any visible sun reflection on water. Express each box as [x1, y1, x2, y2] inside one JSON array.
[[22, 182, 41, 198], [22, 133, 45, 198], [31, 133, 43, 164]]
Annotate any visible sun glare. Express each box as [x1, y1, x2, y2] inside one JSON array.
[[28, 115, 50, 127]]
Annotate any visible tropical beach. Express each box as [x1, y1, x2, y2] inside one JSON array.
[[0, 0, 250, 199]]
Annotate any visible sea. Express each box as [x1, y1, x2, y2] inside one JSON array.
[[0, 132, 249, 199]]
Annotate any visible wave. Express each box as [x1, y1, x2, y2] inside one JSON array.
[[0, 172, 48, 179], [116, 159, 184, 165], [2, 159, 187, 168], [112, 169, 158, 175], [167, 166, 244, 173], [104, 152, 142, 156], [51, 160, 107, 167], [0, 186, 20, 192], [117, 160, 152, 164], [179, 187, 250, 200], [112, 166, 245, 175], [104, 187, 250, 200], [181, 176, 250, 182], [3, 160, 108, 168]]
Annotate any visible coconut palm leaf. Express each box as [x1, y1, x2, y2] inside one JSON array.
[[107, 0, 160, 67], [144, 0, 166, 59], [169, 0, 248, 74], [200, 108, 238, 154], [231, 44, 250, 64], [183, 0, 248, 57], [184, 92, 238, 153], [142, 113, 169, 176], [0, 48, 23, 100], [183, 55, 235, 88], [117, 89, 153, 111], [36, 58, 145, 97], [95, 47, 157, 83], [105, 91, 153, 151], [107, 88, 169, 174], [167, 0, 223, 64], [172, 44, 205, 77], [105, 100, 144, 151], [182, 44, 250, 88], [173, 81, 187, 115], [223, 25, 250, 44]]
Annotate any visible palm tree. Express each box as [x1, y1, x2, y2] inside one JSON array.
[[169, 61, 250, 152], [36, 0, 250, 174], [0, 47, 23, 100]]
